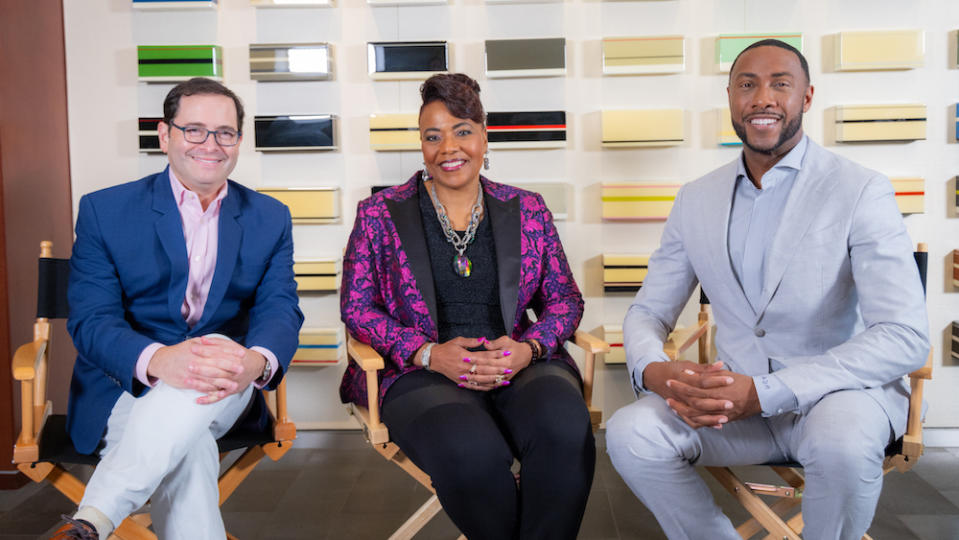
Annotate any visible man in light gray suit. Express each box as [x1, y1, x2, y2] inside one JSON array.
[[605, 40, 929, 540]]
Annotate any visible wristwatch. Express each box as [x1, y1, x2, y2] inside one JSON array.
[[421, 343, 436, 371], [260, 357, 272, 382]]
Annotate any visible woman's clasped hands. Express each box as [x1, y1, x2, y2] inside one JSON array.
[[421, 336, 534, 391]]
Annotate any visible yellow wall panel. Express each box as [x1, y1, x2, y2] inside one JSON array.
[[835, 104, 926, 143], [719, 108, 741, 147], [602, 36, 684, 75], [602, 183, 680, 221], [257, 188, 341, 223], [835, 30, 924, 71], [890, 177, 925, 214], [294, 258, 340, 292], [370, 113, 420, 151], [603, 254, 649, 293], [602, 109, 684, 147], [603, 325, 625, 364], [293, 327, 344, 365]]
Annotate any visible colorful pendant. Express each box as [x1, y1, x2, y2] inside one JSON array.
[[454, 254, 472, 277]]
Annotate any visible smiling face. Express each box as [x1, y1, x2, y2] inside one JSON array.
[[727, 45, 813, 158], [419, 100, 487, 192], [158, 93, 241, 197]]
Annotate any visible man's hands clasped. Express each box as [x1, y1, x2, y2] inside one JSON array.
[[418, 336, 535, 391], [644, 360, 762, 430], [147, 336, 267, 404]]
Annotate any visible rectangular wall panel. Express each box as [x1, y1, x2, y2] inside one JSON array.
[[251, 0, 332, 6], [952, 321, 959, 364], [719, 108, 742, 147], [953, 250, 959, 288], [133, 0, 217, 8], [716, 33, 802, 72], [603, 254, 649, 293], [602, 183, 680, 221], [293, 258, 341, 292], [368, 41, 448, 80], [834, 104, 926, 143], [954, 104, 958, 141], [890, 177, 925, 214], [603, 325, 625, 364], [293, 328, 344, 365], [487, 111, 566, 149], [254, 115, 336, 151], [138, 117, 162, 153], [512, 182, 570, 220], [368, 0, 445, 4], [257, 187, 341, 224], [835, 30, 924, 71], [602, 35, 684, 75], [137, 45, 223, 82], [485, 38, 566, 78], [250, 43, 331, 81], [601, 109, 684, 147], [370, 113, 420, 151]]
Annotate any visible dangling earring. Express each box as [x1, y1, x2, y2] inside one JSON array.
[[483, 152, 490, 170], [421, 165, 432, 183]]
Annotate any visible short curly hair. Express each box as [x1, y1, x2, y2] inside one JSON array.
[[419, 73, 485, 125]]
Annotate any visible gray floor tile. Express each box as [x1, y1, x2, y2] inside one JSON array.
[[898, 515, 959, 540]]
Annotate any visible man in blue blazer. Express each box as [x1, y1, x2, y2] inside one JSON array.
[[57, 78, 302, 539], [606, 41, 929, 539]]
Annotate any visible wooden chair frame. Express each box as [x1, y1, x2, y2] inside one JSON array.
[[667, 246, 932, 540], [345, 330, 609, 540], [11, 241, 297, 540]]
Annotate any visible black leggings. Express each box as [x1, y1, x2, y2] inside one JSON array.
[[381, 361, 595, 540]]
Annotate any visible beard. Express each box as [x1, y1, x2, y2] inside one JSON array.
[[732, 110, 803, 155]]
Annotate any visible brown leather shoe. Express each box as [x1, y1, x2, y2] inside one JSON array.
[[49, 515, 99, 540]]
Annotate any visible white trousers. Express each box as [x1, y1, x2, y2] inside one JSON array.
[[80, 381, 254, 540], [606, 390, 895, 540]]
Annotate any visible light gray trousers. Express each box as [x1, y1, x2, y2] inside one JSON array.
[[606, 390, 894, 540], [80, 382, 254, 539]]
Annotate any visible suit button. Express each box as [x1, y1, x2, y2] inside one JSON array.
[[754, 328, 766, 337]]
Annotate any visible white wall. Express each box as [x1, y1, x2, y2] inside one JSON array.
[[63, 0, 959, 429]]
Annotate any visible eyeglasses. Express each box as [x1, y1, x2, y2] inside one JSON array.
[[168, 121, 241, 147]]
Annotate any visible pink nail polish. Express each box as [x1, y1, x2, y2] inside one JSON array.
[[503, 350, 512, 357], [504, 369, 513, 374], [457, 383, 465, 388], [463, 357, 471, 363], [478, 337, 487, 343], [501, 380, 511, 386], [459, 375, 468, 380]]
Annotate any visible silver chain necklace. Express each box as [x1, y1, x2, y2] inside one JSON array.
[[429, 181, 484, 278]]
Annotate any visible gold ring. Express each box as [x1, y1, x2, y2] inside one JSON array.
[[495, 375, 504, 383]]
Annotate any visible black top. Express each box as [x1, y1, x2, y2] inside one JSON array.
[[418, 181, 506, 343]]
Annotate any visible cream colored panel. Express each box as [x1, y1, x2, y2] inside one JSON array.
[[603, 254, 649, 293], [719, 108, 741, 147], [603, 325, 625, 364], [890, 177, 925, 214], [513, 182, 570, 220], [835, 30, 924, 71], [602, 183, 680, 221], [602, 36, 684, 75], [293, 258, 341, 292], [370, 113, 420, 151], [293, 327, 344, 366], [251, 0, 332, 5], [257, 188, 341, 223], [601, 109, 684, 148], [835, 104, 926, 143]]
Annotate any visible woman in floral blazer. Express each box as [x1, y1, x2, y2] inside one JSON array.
[[339, 74, 594, 540]]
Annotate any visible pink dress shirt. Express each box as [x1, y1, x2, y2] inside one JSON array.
[[134, 171, 278, 389]]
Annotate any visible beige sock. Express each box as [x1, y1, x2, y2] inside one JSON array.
[[74, 506, 114, 539]]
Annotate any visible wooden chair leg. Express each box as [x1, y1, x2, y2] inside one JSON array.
[[706, 467, 801, 540], [109, 515, 156, 540], [388, 494, 443, 540], [18, 462, 86, 505], [218, 446, 267, 505]]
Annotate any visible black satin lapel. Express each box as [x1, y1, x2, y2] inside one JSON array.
[[385, 195, 438, 329], [487, 195, 521, 333]]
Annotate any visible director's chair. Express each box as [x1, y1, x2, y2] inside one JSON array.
[[672, 244, 933, 540], [12, 241, 297, 540], [346, 329, 608, 540]]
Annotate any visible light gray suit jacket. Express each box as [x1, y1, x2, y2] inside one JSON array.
[[624, 138, 929, 438]]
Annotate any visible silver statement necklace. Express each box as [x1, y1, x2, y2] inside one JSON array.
[[429, 181, 484, 278]]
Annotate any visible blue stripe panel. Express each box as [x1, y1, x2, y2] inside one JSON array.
[[133, 0, 216, 3], [299, 344, 341, 349], [955, 104, 958, 140]]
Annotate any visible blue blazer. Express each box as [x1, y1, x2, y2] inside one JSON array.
[[66, 168, 303, 454]]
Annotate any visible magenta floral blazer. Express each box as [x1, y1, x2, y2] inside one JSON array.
[[339, 172, 584, 406]]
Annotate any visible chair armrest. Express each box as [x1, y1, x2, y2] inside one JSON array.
[[12, 340, 45, 381], [909, 354, 933, 380], [663, 321, 708, 362], [347, 336, 384, 372], [570, 330, 610, 355]]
